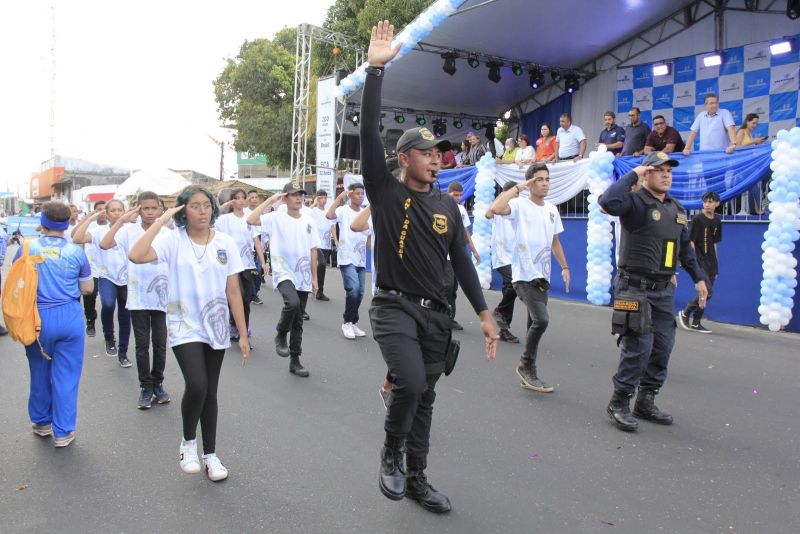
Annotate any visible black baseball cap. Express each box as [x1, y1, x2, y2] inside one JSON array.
[[396, 127, 450, 154], [282, 182, 305, 195], [642, 151, 679, 167]]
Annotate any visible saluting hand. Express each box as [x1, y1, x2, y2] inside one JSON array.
[[159, 205, 183, 225], [367, 20, 401, 68], [124, 206, 140, 223]]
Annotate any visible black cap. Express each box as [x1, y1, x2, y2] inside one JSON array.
[[396, 127, 450, 154], [282, 182, 305, 195], [642, 151, 679, 167]]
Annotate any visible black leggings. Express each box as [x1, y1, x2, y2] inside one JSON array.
[[173, 343, 225, 454]]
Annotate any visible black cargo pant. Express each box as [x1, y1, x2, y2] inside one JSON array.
[[494, 265, 516, 328], [612, 276, 676, 394], [83, 277, 99, 322], [276, 280, 309, 357], [369, 292, 450, 459], [683, 274, 716, 324], [317, 249, 331, 294]]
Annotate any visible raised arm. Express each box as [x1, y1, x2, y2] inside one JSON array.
[[350, 206, 372, 232], [100, 207, 138, 250], [489, 181, 523, 216], [71, 209, 102, 244], [246, 194, 284, 226], [129, 206, 183, 264], [599, 168, 646, 217], [326, 191, 346, 220]]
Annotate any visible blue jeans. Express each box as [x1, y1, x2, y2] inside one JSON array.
[[98, 278, 131, 355], [340, 264, 366, 324]]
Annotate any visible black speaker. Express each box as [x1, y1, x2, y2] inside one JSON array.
[[384, 129, 404, 156], [337, 134, 361, 160], [788, 0, 800, 19]]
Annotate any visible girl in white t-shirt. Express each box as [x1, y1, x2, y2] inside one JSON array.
[[72, 199, 133, 367], [129, 186, 249, 483]]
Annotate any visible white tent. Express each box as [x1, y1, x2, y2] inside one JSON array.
[[114, 169, 190, 198]]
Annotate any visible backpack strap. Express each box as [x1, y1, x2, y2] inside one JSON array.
[[22, 239, 30, 257]]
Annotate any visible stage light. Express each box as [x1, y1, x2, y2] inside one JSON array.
[[551, 70, 562, 82], [528, 68, 544, 89], [348, 111, 360, 126], [703, 54, 722, 67], [511, 63, 524, 76], [433, 118, 447, 138], [770, 40, 793, 55], [467, 55, 480, 68], [652, 63, 671, 76], [441, 52, 457, 76], [453, 118, 463, 129], [394, 112, 405, 124], [787, 0, 799, 19], [472, 121, 482, 130], [564, 74, 580, 94], [487, 61, 503, 83], [416, 114, 427, 126]]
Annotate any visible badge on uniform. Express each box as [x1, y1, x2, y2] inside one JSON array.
[[549, 213, 555, 224], [432, 213, 448, 234], [217, 249, 227, 265], [307, 224, 312, 234], [651, 209, 661, 221], [676, 213, 688, 225]]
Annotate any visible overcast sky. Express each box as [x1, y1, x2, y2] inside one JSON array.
[[0, 0, 335, 196]]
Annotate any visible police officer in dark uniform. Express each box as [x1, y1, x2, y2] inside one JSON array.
[[599, 151, 709, 432], [360, 21, 499, 513]]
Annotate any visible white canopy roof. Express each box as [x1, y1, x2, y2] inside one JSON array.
[[115, 169, 190, 198]]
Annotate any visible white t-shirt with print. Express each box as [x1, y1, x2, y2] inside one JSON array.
[[311, 206, 333, 250], [491, 214, 515, 269], [152, 228, 244, 349], [115, 222, 171, 311], [214, 212, 257, 270], [83, 221, 107, 278], [258, 211, 321, 292], [91, 223, 129, 285], [457, 204, 471, 229], [506, 197, 563, 283], [335, 205, 370, 268]]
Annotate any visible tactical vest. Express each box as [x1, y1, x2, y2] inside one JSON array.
[[619, 188, 688, 278]]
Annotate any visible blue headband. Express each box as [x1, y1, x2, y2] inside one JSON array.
[[40, 212, 70, 231]]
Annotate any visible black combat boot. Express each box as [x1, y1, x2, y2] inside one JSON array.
[[633, 387, 673, 425], [607, 390, 639, 432], [516, 359, 554, 393], [274, 332, 290, 358], [379, 435, 406, 500], [289, 355, 309, 377], [406, 455, 452, 514]]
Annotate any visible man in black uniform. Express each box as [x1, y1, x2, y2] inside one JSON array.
[[361, 20, 499, 514], [599, 151, 709, 432]]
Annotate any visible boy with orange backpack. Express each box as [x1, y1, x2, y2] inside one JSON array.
[[6, 202, 94, 447]]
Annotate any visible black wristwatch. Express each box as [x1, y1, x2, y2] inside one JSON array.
[[365, 66, 384, 77]]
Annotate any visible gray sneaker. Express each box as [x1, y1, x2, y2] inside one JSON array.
[[105, 339, 118, 357], [153, 384, 171, 404], [138, 387, 154, 409], [118, 355, 132, 368]]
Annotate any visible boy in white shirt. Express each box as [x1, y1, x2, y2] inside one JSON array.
[[248, 183, 320, 377], [445, 181, 481, 330], [326, 183, 371, 340], [489, 163, 571, 393], [310, 190, 335, 301]]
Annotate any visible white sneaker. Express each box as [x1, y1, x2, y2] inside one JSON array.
[[342, 322, 356, 340], [179, 439, 202, 474], [351, 323, 366, 337], [202, 453, 229, 481]]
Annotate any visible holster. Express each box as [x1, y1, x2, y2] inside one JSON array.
[[424, 338, 460, 377], [611, 288, 652, 343]]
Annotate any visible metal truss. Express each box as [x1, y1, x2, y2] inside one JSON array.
[[290, 24, 363, 187]]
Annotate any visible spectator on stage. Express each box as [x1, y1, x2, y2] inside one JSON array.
[[515, 134, 536, 165], [454, 140, 468, 166], [555, 113, 586, 162], [597, 111, 626, 155], [644, 115, 685, 154], [732, 113, 768, 214], [683, 94, 736, 156], [496, 138, 518, 164], [534, 124, 557, 163], [439, 140, 456, 169], [456, 131, 486, 167], [621, 107, 650, 156]]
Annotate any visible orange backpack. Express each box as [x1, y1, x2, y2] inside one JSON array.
[[2, 240, 49, 359]]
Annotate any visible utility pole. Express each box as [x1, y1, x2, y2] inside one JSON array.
[[208, 136, 226, 180]]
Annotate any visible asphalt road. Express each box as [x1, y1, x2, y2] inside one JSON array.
[[1, 265, 798, 533]]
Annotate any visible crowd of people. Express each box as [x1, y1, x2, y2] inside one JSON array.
[[0, 18, 739, 517]]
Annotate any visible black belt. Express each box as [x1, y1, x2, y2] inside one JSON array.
[[621, 272, 671, 291], [559, 154, 580, 160], [376, 288, 449, 314]]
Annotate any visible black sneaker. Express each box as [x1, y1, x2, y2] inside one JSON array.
[[677, 311, 692, 331], [252, 295, 264, 305], [690, 322, 712, 334], [153, 384, 171, 404], [303, 312, 310, 321], [118, 355, 132, 368], [316, 293, 330, 302], [137, 387, 153, 409], [85, 321, 96, 337], [105, 339, 118, 357], [499, 329, 520, 343]]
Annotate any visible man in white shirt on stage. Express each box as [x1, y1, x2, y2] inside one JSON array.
[[555, 113, 587, 162]]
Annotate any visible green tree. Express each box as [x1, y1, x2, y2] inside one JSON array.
[[214, 28, 297, 168]]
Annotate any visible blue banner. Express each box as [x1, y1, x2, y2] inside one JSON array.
[[5, 215, 42, 236], [612, 145, 773, 210], [435, 166, 477, 199]]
